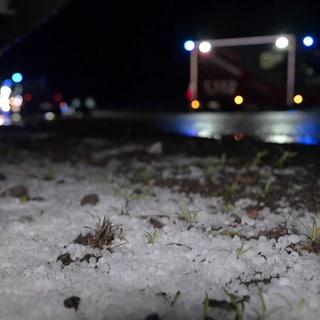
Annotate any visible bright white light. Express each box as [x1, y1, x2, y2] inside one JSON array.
[[184, 40, 195, 51], [302, 36, 314, 47], [275, 36, 289, 49], [0, 98, 10, 112], [199, 41, 212, 53], [0, 86, 11, 112], [0, 85, 11, 98], [265, 134, 293, 144]]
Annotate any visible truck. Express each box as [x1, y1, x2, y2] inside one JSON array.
[[184, 34, 320, 111]]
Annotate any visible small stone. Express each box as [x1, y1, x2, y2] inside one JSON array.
[[80, 193, 99, 206], [57, 252, 74, 266], [63, 296, 81, 311], [1, 185, 29, 198], [145, 313, 160, 320]]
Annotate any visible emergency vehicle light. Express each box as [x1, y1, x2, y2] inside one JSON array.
[[302, 36, 314, 47], [184, 40, 195, 51]]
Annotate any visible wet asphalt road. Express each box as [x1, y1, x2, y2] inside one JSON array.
[[2, 109, 320, 146], [82, 109, 320, 145]]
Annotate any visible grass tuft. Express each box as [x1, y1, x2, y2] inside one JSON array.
[[144, 230, 161, 244], [83, 216, 124, 249]]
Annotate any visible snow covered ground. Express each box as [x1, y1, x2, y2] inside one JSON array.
[[1, 134, 320, 320]]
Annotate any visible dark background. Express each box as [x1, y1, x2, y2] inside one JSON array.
[[0, 0, 320, 110]]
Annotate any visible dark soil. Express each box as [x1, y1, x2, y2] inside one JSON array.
[[2, 124, 319, 214]]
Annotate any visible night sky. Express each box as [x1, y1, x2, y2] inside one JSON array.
[[0, 0, 320, 110]]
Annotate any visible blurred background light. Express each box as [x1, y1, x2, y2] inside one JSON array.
[[71, 98, 81, 108], [44, 112, 55, 121], [0, 84, 13, 113], [11, 113, 22, 123], [13, 84, 23, 95], [0, 97, 11, 112], [293, 94, 303, 104], [54, 92, 63, 102], [59, 101, 69, 113], [302, 35, 314, 47], [234, 95, 244, 105], [0, 115, 10, 126], [10, 95, 23, 112], [84, 96, 96, 109], [184, 40, 195, 52], [275, 36, 289, 49], [11, 72, 23, 83], [234, 133, 244, 141], [1, 85, 11, 95], [190, 99, 200, 110], [24, 92, 33, 102], [199, 41, 212, 53], [3, 79, 13, 87]]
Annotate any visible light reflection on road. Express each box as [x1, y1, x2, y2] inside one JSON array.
[[157, 110, 320, 145], [90, 109, 320, 145]]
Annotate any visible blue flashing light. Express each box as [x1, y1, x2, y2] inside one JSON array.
[[3, 79, 13, 87], [11, 72, 23, 83], [296, 136, 319, 145], [302, 35, 315, 47], [184, 40, 195, 52]]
